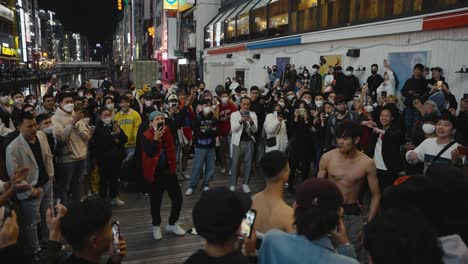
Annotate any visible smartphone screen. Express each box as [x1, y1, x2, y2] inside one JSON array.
[[240, 209, 257, 238], [112, 221, 121, 254], [157, 122, 163, 130], [437, 81, 443, 89]]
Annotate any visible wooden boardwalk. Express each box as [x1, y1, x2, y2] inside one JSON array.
[[113, 164, 296, 264]]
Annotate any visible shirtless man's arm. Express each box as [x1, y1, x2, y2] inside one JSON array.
[[317, 152, 330, 179], [365, 159, 380, 222]]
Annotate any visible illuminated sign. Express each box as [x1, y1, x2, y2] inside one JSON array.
[[1, 47, 18, 56], [164, 0, 178, 10], [163, 0, 193, 11], [0, 4, 14, 22], [117, 0, 123, 10]]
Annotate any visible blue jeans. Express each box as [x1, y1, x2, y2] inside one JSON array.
[[19, 181, 53, 255], [189, 147, 216, 189], [403, 107, 421, 137], [57, 160, 85, 206]]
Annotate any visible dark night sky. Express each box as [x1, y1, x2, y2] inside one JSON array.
[[38, 0, 119, 48]]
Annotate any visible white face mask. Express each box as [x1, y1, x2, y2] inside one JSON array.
[[221, 97, 229, 104], [304, 99, 312, 105], [278, 102, 285, 108], [422, 123, 436, 134], [42, 126, 53, 134], [102, 118, 113, 125], [311, 68, 317, 74], [78, 92, 84, 97], [145, 101, 153, 107], [287, 95, 295, 101], [364, 105, 374, 113], [346, 71, 352, 76], [303, 73, 309, 78], [31, 99, 37, 105], [106, 104, 114, 110], [63, 103, 74, 113], [315, 100, 324, 108], [203, 106, 212, 115], [53, 91, 58, 97]]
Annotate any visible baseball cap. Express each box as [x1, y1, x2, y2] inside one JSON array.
[[346, 66, 354, 71], [296, 178, 343, 210], [193, 187, 251, 239], [149, 111, 164, 121], [167, 94, 178, 101], [430, 66, 443, 73], [156, 80, 162, 85]]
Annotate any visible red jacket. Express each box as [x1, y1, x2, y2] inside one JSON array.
[[217, 102, 238, 136], [141, 126, 177, 183]]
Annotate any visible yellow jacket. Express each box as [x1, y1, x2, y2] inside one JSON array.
[[114, 109, 142, 148]]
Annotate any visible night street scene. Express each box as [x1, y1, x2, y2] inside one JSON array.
[[1, 0, 468, 263]]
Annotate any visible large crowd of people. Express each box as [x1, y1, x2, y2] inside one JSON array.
[[0, 60, 468, 264]]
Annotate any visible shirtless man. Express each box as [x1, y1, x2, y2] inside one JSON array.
[[252, 151, 294, 234], [318, 120, 380, 261]]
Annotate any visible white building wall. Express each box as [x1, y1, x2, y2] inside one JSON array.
[[193, 0, 221, 61], [204, 27, 468, 102]]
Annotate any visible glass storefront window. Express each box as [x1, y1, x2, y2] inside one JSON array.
[[268, 0, 289, 36], [205, 11, 224, 48], [251, 0, 270, 39], [213, 10, 233, 47], [225, 2, 250, 44], [291, 0, 318, 33], [236, 0, 261, 41]]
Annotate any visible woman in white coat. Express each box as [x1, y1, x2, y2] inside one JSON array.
[[264, 104, 288, 153]]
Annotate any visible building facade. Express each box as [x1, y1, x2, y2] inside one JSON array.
[[203, 0, 468, 102]]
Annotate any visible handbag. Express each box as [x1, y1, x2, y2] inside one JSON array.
[[424, 141, 457, 174], [266, 122, 281, 148]]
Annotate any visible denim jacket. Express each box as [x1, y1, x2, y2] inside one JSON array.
[[259, 230, 358, 264]]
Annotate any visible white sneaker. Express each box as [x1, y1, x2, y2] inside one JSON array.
[[152, 226, 162, 240], [220, 168, 226, 174], [230, 185, 236, 192], [185, 188, 194, 196], [110, 197, 125, 207], [242, 184, 251, 193], [184, 172, 191, 180], [166, 223, 186, 236], [202, 186, 210, 192]]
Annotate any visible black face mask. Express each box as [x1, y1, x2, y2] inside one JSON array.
[[371, 70, 378, 75], [337, 108, 347, 114]]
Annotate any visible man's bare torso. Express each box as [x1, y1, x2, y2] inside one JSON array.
[[322, 149, 372, 204], [252, 192, 294, 234]]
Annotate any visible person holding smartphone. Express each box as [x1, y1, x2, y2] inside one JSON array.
[[230, 97, 258, 193], [93, 108, 128, 206], [141, 111, 185, 240], [186, 187, 257, 264]]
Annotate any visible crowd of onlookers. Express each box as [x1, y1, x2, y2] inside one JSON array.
[[0, 65, 56, 82], [0, 59, 467, 264]]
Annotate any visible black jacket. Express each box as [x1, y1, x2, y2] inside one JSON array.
[[250, 100, 266, 137], [192, 112, 218, 148], [342, 75, 360, 101], [93, 121, 128, 165], [456, 111, 468, 145], [367, 74, 384, 99], [367, 123, 404, 175], [309, 73, 322, 94], [401, 77, 429, 106]]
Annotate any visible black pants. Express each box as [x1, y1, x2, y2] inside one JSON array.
[[289, 159, 311, 192], [98, 161, 119, 199], [149, 169, 182, 226], [377, 169, 397, 195]]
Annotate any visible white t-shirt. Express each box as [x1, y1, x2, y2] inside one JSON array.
[[373, 136, 388, 171], [406, 138, 462, 172]]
